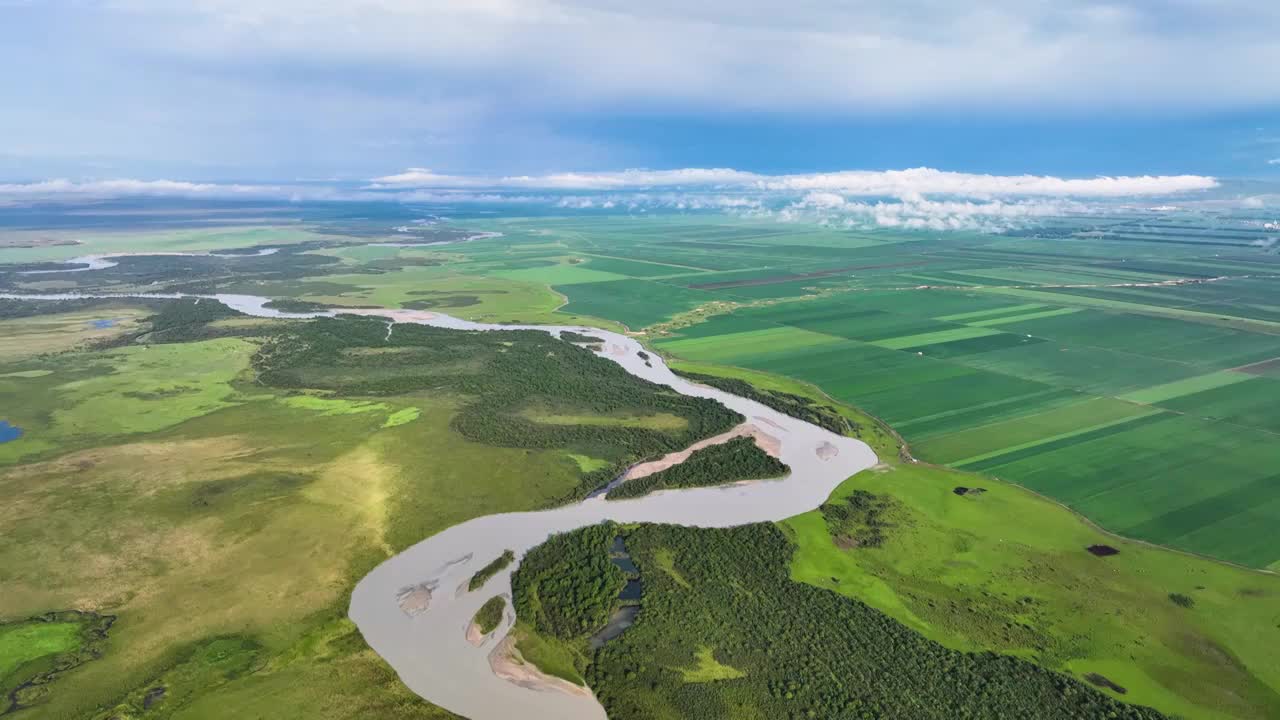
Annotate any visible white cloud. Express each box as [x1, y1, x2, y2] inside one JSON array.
[[0, 178, 287, 199], [370, 168, 761, 190], [367, 168, 485, 188], [368, 166, 1217, 198], [776, 191, 1082, 232], [1269, 158, 1280, 165], [0, 167, 1222, 213], [753, 168, 1218, 197]]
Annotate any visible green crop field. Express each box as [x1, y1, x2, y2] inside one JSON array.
[[433, 214, 1280, 569]]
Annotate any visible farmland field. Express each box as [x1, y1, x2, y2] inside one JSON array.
[[404, 213, 1280, 570]]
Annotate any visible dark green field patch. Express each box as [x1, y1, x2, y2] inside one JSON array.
[[904, 332, 1045, 358], [556, 279, 723, 329], [1157, 376, 1280, 433], [957, 341, 1201, 395], [749, 307, 959, 343], [959, 412, 1172, 472], [858, 370, 1053, 427], [661, 313, 777, 340], [896, 388, 1085, 438], [579, 256, 700, 277], [1125, 473, 1280, 547]]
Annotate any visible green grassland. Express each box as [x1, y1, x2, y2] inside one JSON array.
[[0, 620, 83, 680], [516, 523, 1169, 720], [785, 463, 1280, 720], [0, 307, 152, 362], [0, 301, 740, 719]]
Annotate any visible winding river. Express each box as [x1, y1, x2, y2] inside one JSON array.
[[0, 290, 879, 720]]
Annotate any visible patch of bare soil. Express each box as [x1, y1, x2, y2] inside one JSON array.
[[622, 423, 781, 481], [488, 634, 593, 697], [1084, 673, 1127, 694], [466, 620, 486, 647], [397, 581, 437, 617]]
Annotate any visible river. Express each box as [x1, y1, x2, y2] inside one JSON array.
[[0, 290, 878, 720]]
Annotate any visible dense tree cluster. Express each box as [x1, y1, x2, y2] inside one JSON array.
[[262, 298, 332, 313], [252, 316, 742, 498], [551, 524, 1169, 720], [0, 298, 131, 321], [474, 596, 506, 635], [468, 550, 515, 592], [511, 523, 625, 640], [142, 298, 246, 341], [559, 331, 602, 347], [674, 370, 855, 436], [820, 490, 896, 549], [606, 436, 788, 500]]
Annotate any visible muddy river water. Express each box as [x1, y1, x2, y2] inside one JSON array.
[[1, 290, 879, 720]]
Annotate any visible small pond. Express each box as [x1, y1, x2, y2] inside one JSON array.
[[589, 536, 643, 649], [0, 420, 23, 443]]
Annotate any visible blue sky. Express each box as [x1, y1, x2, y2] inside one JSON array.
[[1, 0, 1279, 183]]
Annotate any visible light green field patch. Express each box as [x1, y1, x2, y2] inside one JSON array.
[[981, 287, 1280, 334], [0, 308, 150, 362], [514, 626, 586, 686], [966, 307, 1082, 327], [963, 266, 1168, 286], [950, 409, 1160, 468], [658, 326, 843, 364], [521, 408, 688, 432], [680, 646, 746, 683], [1120, 371, 1254, 404], [0, 226, 322, 264], [873, 326, 1004, 350], [914, 397, 1152, 465], [496, 263, 629, 285], [288, 270, 614, 327], [786, 463, 1280, 720], [579, 252, 709, 273], [50, 339, 254, 439], [0, 620, 82, 679], [654, 548, 692, 590], [0, 369, 53, 378], [382, 407, 421, 428], [281, 395, 389, 416], [936, 303, 1045, 322], [568, 454, 612, 473]]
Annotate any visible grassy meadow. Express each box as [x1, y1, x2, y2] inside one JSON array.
[[0, 300, 733, 719]]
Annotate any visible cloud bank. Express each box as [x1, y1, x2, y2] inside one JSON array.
[[0, 166, 1236, 232], [369, 167, 1218, 197]]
